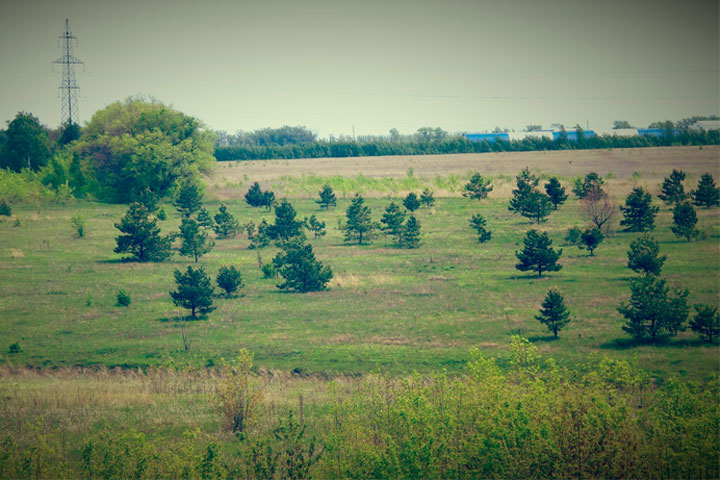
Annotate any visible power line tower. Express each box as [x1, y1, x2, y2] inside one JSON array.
[[52, 19, 84, 126]]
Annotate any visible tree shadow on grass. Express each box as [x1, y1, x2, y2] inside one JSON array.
[[527, 335, 560, 343], [600, 337, 708, 350], [158, 315, 208, 323]]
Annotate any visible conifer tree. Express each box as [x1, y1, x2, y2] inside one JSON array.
[[0, 200, 11, 216], [463, 173, 493, 200], [544, 177, 568, 209], [273, 239, 333, 293], [306, 215, 326, 239], [344, 193, 375, 244], [689, 304, 720, 343], [216, 265, 244, 298], [579, 227, 604, 256], [573, 172, 604, 198], [618, 275, 688, 343], [691, 173, 720, 208], [114, 203, 174, 262], [401, 215, 421, 249], [196, 207, 214, 228], [380, 201, 407, 244], [420, 188, 435, 207], [671, 201, 699, 241], [620, 187, 658, 232], [469, 214, 492, 243], [316, 184, 336, 210], [174, 182, 203, 218], [658, 169, 686, 205], [520, 191, 553, 223], [179, 218, 214, 262], [267, 199, 305, 243], [403, 192, 421, 212], [170, 266, 215, 318], [535, 288, 571, 338], [245, 182, 265, 208], [627, 234, 666, 276], [515, 230, 562, 278], [509, 167, 538, 214], [213, 204, 240, 239]]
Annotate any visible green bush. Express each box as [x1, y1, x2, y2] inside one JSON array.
[[116, 290, 131, 307]]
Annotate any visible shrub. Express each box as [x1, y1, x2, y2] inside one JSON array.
[[8, 342, 22, 353], [116, 290, 131, 307]]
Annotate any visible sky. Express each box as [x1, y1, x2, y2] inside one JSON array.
[[0, 0, 718, 138]]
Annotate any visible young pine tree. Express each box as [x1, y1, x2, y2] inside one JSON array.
[[213, 204, 240, 239], [573, 172, 604, 198], [306, 215, 326, 239], [273, 239, 333, 293], [245, 182, 265, 208], [620, 187, 658, 232], [520, 191, 553, 223], [469, 214, 492, 243], [400, 215, 421, 249], [691, 173, 720, 208], [316, 184, 337, 210], [544, 177, 568, 209], [380, 201, 407, 244], [671, 201, 699, 241], [462, 173, 493, 200], [344, 193, 375, 244], [114, 203, 174, 262], [196, 207, 214, 229], [170, 266, 215, 318], [658, 169, 686, 205], [689, 304, 720, 343], [420, 188, 435, 207], [174, 182, 204, 218], [535, 288, 571, 338], [579, 227, 604, 256], [509, 167, 538, 214], [627, 234, 666, 276], [179, 218, 214, 262], [216, 265, 244, 298], [0, 200, 11, 216], [515, 230, 562, 278], [403, 192, 421, 212], [267, 199, 305, 243]]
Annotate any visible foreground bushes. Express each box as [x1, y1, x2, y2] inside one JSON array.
[[0, 340, 717, 479]]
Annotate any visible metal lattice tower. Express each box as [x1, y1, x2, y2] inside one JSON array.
[[52, 19, 84, 126]]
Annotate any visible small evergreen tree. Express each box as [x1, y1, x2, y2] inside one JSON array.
[[213, 204, 240, 239], [267, 199, 305, 243], [544, 177, 568, 209], [400, 215, 421, 249], [658, 169, 686, 205], [216, 265, 244, 298], [573, 172, 604, 198], [0, 200, 11, 216], [306, 215, 326, 239], [420, 188, 435, 207], [509, 167, 538, 214], [245, 182, 265, 208], [170, 266, 215, 318], [469, 214, 492, 243], [116, 290, 131, 307], [515, 230, 562, 278], [179, 218, 214, 262], [691, 173, 720, 208], [197, 207, 214, 228], [316, 184, 336, 210], [344, 193, 375, 244], [535, 288, 570, 338], [671, 202, 699, 241], [174, 182, 203, 218], [403, 192, 421, 212], [463, 173, 493, 200], [564, 226, 582, 245], [620, 187, 658, 232], [261, 189, 276, 211], [520, 191, 553, 223], [579, 227, 604, 256], [618, 275, 689, 343], [627, 234, 666, 276], [114, 203, 174, 262], [689, 304, 720, 343], [71, 213, 85, 238], [246, 219, 271, 250], [273, 239, 333, 293], [380, 201, 407, 244]]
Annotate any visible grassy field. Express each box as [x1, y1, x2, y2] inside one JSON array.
[[1, 146, 718, 380]]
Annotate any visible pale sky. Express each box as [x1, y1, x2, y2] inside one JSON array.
[[1, 0, 718, 138]]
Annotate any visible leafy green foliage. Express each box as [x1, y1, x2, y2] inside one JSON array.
[[620, 187, 658, 232], [462, 173, 493, 200], [403, 192, 420, 212], [170, 266, 215, 318], [419, 188, 435, 207], [114, 203, 173, 262], [689, 304, 720, 343], [469, 213, 491, 243], [216, 266, 244, 298], [76, 98, 215, 203], [173, 182, 204, 218], [671, 201, 699, 241], [691, 173, 720, 208], [572, 172, 604, 198], [400, 215, 421, 249], [544, 177, 567, 209], [316, 184, 336, 210], [658, 169, 686, 205], [213, 350, 264, 433], [273, 239, 333, 293], [0, 112, 51, 172], [267, 199, 305, 243], [344, 194, 375, 244], [116, 290, 131, 307], [579, 227, 603, 256], [179, 218, 214, 262], [535, 288, 570, 337], [618, 275, 689, 343], [515, 229, 562, 277], [627, 234, 666, 276], [212, 204, 240, 239]]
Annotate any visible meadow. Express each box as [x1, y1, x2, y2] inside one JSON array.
[[0, 146, 718, 478]]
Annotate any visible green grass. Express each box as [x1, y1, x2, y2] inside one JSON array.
[[1, 193, 718, 380]]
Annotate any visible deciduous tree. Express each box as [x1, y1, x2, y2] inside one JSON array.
[[0, 112, 51, 172]]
